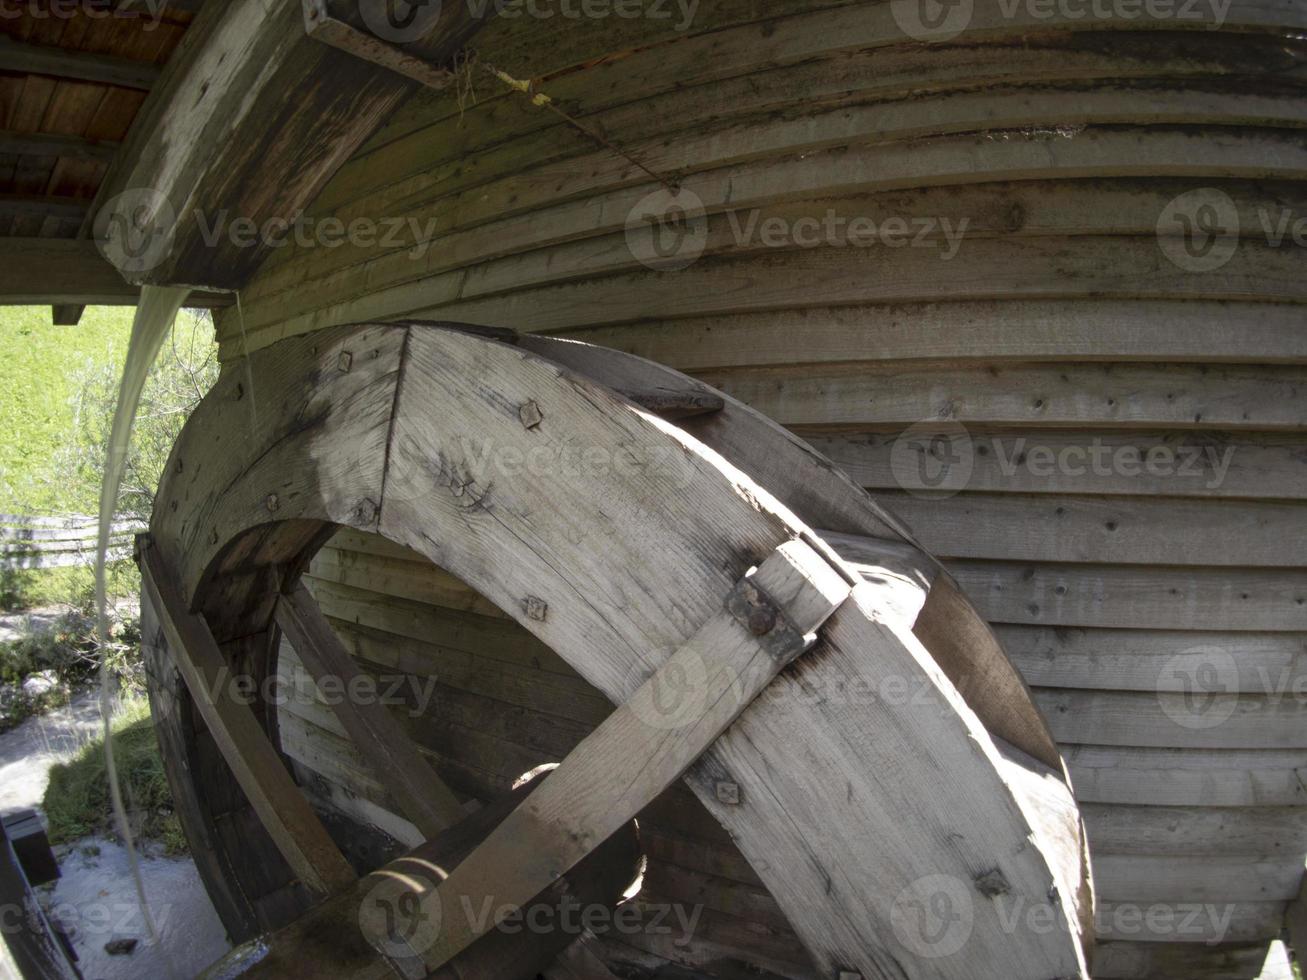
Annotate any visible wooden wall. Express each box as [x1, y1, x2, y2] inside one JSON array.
[[215, 4, 1307, 977]]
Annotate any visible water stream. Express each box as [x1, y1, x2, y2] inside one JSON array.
[[94, 283, 191, 975]]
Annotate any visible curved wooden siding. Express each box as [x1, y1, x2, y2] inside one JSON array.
[[216, 4, 1307, 977]]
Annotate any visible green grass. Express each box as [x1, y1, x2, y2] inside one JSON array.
[[42, 694, 186, 853], [0, 306, 137, 515]]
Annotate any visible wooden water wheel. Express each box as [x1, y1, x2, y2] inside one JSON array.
[[141, 320, 1092, 979]]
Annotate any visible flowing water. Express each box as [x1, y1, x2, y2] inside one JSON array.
[[94, 283, 191, 976]]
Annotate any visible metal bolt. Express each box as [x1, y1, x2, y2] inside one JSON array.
[[523, 596, 548, 622], [338, 351, 353, 373], [746, 605, 776, 636], [519, 400, 543, 429], [265, 493, 280, 513], [715, 781, 740, 805]]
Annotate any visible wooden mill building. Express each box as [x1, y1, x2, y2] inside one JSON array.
[[2, 1, 1305, 978]]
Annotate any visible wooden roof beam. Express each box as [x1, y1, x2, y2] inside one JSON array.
[[0, 35, 161, 90], [0, 239, 231, 309], [0, 194, 89, 222], [97, 0, 488, 292], [0, 130, 120, 162]]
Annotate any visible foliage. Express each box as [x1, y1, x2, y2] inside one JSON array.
[[0, 607, 142, 731], [0, 305, 218, 612], [42, 695, 187, 853]]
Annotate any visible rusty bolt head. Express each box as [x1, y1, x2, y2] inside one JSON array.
[[746, 604, 777, 636], [715, 781, 740, 805], [519, 400, 543, 429]]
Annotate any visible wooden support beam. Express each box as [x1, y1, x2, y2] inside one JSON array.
[[139, 542, 357, 897], [0, 35, 161, 90], [51, 305, 85, 326], [0, 239, 232, 307], [387, 540, 851, 976], [275, 583, 465, 839], [0, 195, 89, 222], [97, 0, 487, 291], [0, 130, 120, 162]]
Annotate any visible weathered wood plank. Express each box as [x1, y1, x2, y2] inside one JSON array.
[[1093, 939, 1281, 979], [951, 561, 1307, 632], [1037, 688, 1307, 750], [139, 544, 357, 896], [93, 0, 455, 290], [995, 626, 1307, 693], [881, 492, 1307, 567], [1094, 855, 1302, 902], [1082, 804, 1307, 858], [809, 428, 1307, 499], [275, 584, 465, 838], [709, 361, 1307, 431], [0, 238, 230, 307], [563, 299, 1307, 371], [1065, 745, 1307, 808], [0, 34, 161, 89]]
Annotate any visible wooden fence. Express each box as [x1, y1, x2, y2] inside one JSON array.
[[0, 514, 140, 570]]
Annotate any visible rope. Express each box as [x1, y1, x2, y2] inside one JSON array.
[[478, 60, 680, 193]]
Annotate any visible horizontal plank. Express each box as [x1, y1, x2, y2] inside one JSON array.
[[1095, 902, 1286, 946], [311, 546, 504, 618], [1092, 939, 1280, 979], [325, 617, 611, 726], [1037, 688, 1307, 749], [951, 561, 1307, 631], [0, 239, 232, 307], [1065, 746, 1307, 807], [810, 429, 1307, 499], [1082, 804, 1307, 858], [0, 130, 120, 162], [709, 361, 1307, 431], [244, 169, 1307, 326], [879, 492, 1307, 566], [337, 19, 1307, 219], [0, 34, 161, 90], [1094, 855, 1303, 902], [561, 300, 1307, 371], [303, 576, 580, 678], [222, 123, 1307, 350], [996, 626, 1307, 693]]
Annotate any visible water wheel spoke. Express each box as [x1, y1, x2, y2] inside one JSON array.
[[139, 542, 357, 897], [379, 539, 851, 975], [275, 583, 466, 839]]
